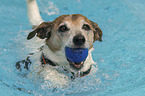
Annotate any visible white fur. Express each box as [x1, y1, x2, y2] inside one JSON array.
[[28, 45, 96, 86]]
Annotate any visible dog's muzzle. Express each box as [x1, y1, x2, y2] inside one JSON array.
[[65, 47, 88, 70]]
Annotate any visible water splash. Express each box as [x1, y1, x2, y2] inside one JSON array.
[[39, 0, 59, 15]]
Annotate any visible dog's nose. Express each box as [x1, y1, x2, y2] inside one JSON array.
[[73, 34, 85, 46]]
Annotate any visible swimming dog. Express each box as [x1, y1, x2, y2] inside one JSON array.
[[16, 0, 102, 86]]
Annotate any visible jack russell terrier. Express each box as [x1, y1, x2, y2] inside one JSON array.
[[16, 0, 102, 86]]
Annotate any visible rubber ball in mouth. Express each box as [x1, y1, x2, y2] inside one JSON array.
[[65, 47, 88, 63]]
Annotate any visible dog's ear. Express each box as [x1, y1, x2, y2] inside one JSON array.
[[27, 22, 52, 40], [90, 20, 102, 42]]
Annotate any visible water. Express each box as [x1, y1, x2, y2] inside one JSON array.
[[0, 0, 145, 96]]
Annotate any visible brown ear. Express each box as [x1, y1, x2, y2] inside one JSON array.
[[90, 21, 102, 42], [27, 22, 52, 40]]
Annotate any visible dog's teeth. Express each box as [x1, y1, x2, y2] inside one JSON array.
[[69, 61, 84, 69], [81, 61, 83, 64]]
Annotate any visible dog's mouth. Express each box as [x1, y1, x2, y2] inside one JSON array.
[[67, 59, 84, 70], [65, 47, 88, 70]]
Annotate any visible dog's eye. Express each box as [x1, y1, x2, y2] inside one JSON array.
[[58, 25, 69, 32], [82, 24, 91, 30]]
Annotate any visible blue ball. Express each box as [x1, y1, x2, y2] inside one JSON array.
[[65, 47, 88, 63]]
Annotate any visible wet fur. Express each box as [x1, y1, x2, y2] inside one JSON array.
[[24, 0, 103, 86]]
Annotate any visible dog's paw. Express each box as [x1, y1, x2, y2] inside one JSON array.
[[16, 57, 31, 71]]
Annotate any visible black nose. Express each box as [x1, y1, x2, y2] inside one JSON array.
[[73, 34, 85, 46]]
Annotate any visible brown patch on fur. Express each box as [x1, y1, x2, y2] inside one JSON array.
[[45, 39, 61, 52], [51, 15, 69, 27], [89, 20, 102, 42], [71, 14, 80, 21], [27, 22, 52, 40]]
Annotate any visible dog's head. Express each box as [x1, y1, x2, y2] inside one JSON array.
[[27, 14, 102, 71]]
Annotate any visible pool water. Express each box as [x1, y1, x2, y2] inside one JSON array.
[[0, 0, 145, 96]]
